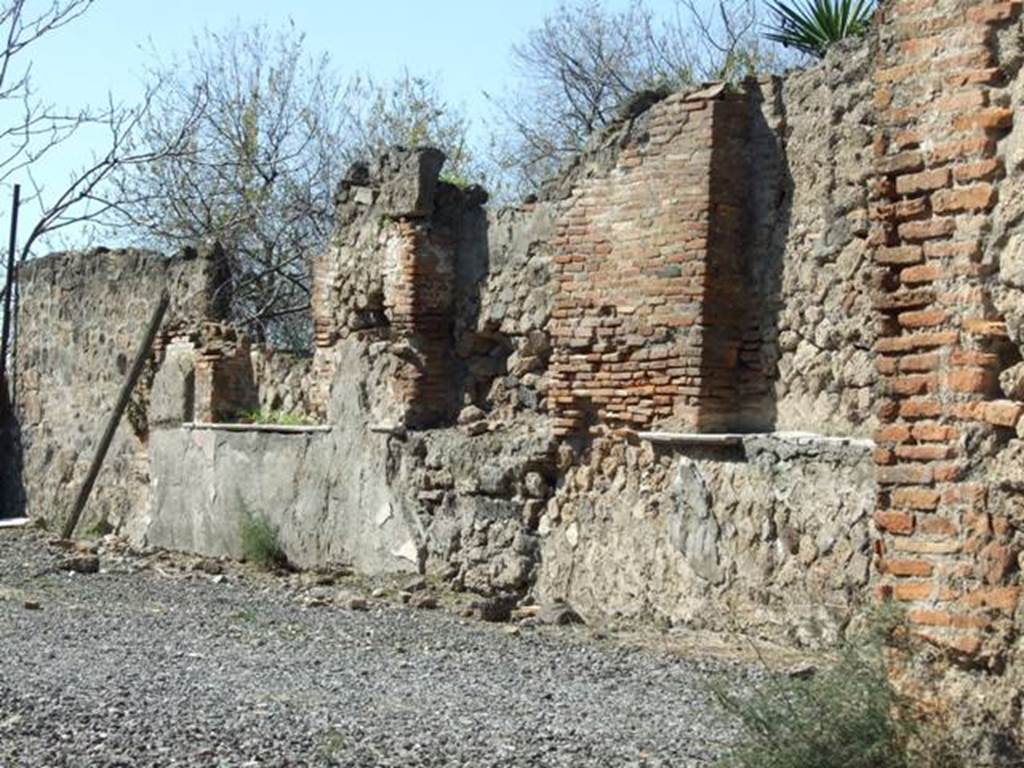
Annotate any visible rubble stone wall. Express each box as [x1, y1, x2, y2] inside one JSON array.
[[249, 347, 315, 417], [310, 148, 470, 428], [537, 435, 875, 644], [747, 57, 879, 437], [13, 247, 224, 529], [18, 4, 1024, 755]]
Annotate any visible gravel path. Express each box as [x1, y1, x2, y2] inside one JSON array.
[[0, 529, 750, 767]]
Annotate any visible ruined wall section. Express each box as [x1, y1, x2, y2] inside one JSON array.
[[311, 148, 472, 428], [546, 89, 755, 437], [144, 339, 427, 576], [530, 67, 883, 637], [537, 435, 874, 643], [541, 71, 883, 440], [305, 148, 560, 596], [747, 50, 879, 437], [14, 246, 223, 529]]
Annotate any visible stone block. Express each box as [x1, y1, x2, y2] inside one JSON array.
[[376, 147, 446, 219]]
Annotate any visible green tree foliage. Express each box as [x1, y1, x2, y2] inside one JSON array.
[[766, 0, 876, 58]]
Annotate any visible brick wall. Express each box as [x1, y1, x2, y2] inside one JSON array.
[[159, 322, 257, 423], [547, 89, 753, 437], [384, 219, 457, 427], [871, 0, 1023, 660]]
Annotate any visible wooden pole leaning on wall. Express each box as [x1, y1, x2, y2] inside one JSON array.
[[0, 183, 21, 400], [62, 290, 170, 540]]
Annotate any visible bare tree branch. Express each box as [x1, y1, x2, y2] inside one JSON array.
[[486, 0, 792, 200], [0, 0, 196, 370], [102, 23, 476, 348]]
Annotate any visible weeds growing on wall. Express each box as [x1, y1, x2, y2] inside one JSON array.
[[712, 605, 966, 768], [84, 518, 114, 539], [439, 172, 471, 189], [239, 512, 287, 570], [238, 409, 315, 427]]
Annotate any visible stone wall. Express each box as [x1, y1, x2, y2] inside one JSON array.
[[311, 148, 468, 428], [19, 6, 1024, 753], [250, 347, 315, 417], [9, 78, 887, 623], [13, 246, 225, 530], [537, 434, 874, 644], [747, 55, 879, 437]]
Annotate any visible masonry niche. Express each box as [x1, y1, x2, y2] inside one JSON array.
[[547, 87, 762, 437]]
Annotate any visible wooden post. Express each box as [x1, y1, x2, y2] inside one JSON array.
[[0, 184, 21, 394], [62, 291, 170, 540]]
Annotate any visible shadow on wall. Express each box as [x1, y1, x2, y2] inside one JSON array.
[[448, 186, 553, 422], [449, 193, 496, 413], [694, 82, 792, 433], [0, 374, 25, 518], [734, 79, 794, 433]]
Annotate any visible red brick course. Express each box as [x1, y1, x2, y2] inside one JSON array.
[[548, 91, 752, 436], [871, 0, 1022, 660]]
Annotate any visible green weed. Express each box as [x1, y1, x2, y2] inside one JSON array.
[[239, 512, 287, 570], [713, 606, 966, 768], [239, 409, 315, 426]]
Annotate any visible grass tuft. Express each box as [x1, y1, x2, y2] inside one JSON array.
[[239, 512, 287, 570], [713, 605, 966, 768], [238, 409, 315, 426]]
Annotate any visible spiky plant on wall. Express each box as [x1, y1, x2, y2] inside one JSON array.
[[766, 0, 877, 58]]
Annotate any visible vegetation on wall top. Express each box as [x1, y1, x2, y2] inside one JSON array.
[[766, 0, 877, 58]]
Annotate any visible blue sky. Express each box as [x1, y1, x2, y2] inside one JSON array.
[[11, 0, 720, 251], [33, 0, 612, 121]]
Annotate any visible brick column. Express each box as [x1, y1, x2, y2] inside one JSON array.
[[871, 0, 1022, 659], [190, 323, 258, 423], [386, 220, 455, 428], [547, 89, 750, 437]]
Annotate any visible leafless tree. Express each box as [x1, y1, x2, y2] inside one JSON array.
[[104, 23, 475, 348], [0, 0, 198, 386], [486, 0, 788, 198]]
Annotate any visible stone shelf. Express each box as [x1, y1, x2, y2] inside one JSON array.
[[637, 431, 875, 450], [181, 422, 332, 434], [637, 432, 743, 447]]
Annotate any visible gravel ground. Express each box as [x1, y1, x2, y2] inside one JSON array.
[[0, 529, 753, 767]]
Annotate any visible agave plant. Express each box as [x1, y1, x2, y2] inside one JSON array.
[[766, 0, 876, 58]]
